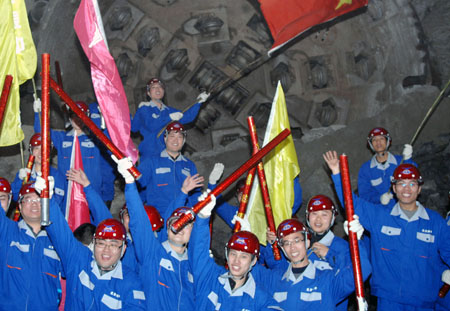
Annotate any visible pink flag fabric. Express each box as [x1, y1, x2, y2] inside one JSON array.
[[73, 0, 138, 162], [65, 135, 90, 231]]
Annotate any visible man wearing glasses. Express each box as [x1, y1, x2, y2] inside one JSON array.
[[39, 177, 146, 310], [253, 218, 371, 310], [0, 182, 64, 310], [324, 151, 450, 311]]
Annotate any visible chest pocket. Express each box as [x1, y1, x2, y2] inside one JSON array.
[[381, 226, 401, 236], [313, 260, 332, 271], [416, 232, 435, 243], [101, 294, 122, 310], [81, 141, 94, 148], [43, 248, 60, 261], [159, 258, 174, 272], [156, 167, 171, 174], [273, 292, 287, 303], [300, 291, 322, 302], [62, 141, 72, 148], [370, 177, 382, 187], [10, 241, 30, 253], [181, 168, 191, 177]]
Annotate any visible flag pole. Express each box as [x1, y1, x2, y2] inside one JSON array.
[[171, 128, 291, 233], [340, 154, 367, 311], [23, 155, 35, 184], [0, 75, 13, 134], [48, 76, 142, 180], [233, 167, 256, 233], [247, 116, 281, 260], [40, 53, 51, 226]]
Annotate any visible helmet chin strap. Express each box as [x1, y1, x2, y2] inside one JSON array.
[[168, 239, 187, 248], [95, 241, 125, 273]]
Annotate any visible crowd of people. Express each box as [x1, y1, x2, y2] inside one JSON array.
[[0, 78, 449, 310]]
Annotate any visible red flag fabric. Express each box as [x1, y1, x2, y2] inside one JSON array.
[[259, 0, 368, 54], [65, 135, 90, 231], [73, 0, 138, 162]]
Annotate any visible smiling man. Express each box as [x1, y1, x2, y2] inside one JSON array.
[[325, 151, 450, 311], [137, 121, 203, 216], [253, 217, 370, 310], [0, 182, 64, 310], [358, 127, 416, 207], [190, 193, 281, 311], [45, 196, 146, 310]]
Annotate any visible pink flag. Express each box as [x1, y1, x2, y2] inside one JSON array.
[[73, 0, 138, 162], [65, 135, 90, 231]]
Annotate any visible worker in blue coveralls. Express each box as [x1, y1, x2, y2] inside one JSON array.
[[11, 133, 66, 208], [264, 194, 351, 310], [36, 173, 146, 310], [34, 100, 116, 204], [188, 191, 282, 310], [324, 150, 450, 311], [65, 167, 140, 271], [131, 77, 209, 158], [137, 121, 203, 215], [0, 177, 12, 214], [116, 156, 203, 311], [0, 182, 63, 311], [251, 217, 370, 310], [358, 127, 415, 207]]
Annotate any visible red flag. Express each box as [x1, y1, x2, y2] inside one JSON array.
[[259, 0, 368, 54], [65, 135, 90, 231], [73, 0, 138, 162]]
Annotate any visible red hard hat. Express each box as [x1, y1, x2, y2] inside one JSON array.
[[0, 177, 12, 194], [367, 127, 391, 149], [165, 121, 186, 136], [29, 133, 42, 150], [167, 207, 195, 228], [306, 195, 337, 215], [19, 182, 37, 199], [277, 218, 310, 241], [94, 219, 127, 241], [392, 164, 423, 185], [146, 78, 164, 89], [226, 231, 260, 258], [144, 205, 164, 231]]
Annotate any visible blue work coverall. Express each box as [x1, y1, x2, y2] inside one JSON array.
[[333, 173, 450, 310]]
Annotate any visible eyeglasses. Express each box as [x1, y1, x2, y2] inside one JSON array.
[[21, 198, 40, 204], [95, 240, 123, 252], [396, 181, 419, 188], [279, 237, 304, 247]]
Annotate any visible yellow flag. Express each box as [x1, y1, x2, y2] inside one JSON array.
[[247, 82, 300, 245], [0, 0, 37, 146], [12, 0, 37, 84]]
